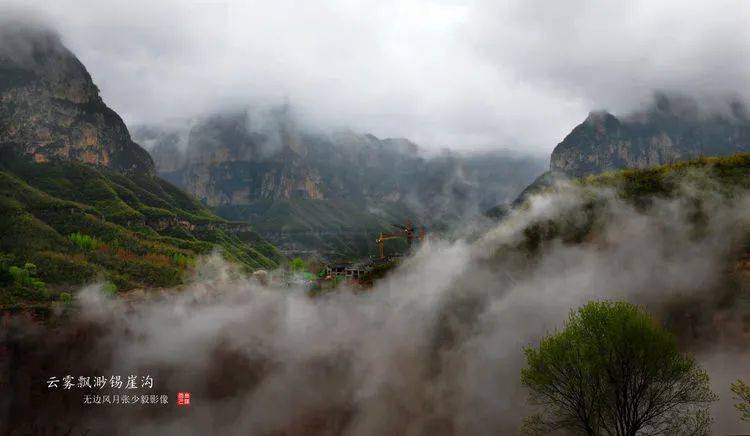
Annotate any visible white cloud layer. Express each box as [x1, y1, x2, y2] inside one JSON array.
[[3, 0, 749, 153]]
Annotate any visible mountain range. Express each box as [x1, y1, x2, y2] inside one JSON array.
[[133, 110, 546, 259], [4, 21, 750, 297]]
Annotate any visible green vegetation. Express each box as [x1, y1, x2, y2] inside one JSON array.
[[69, 232, 101, 251], [0, 260, 49, 303], [512, 153, 750, 256], [584, 153, 750, 203], [101, 282, 118, 296], [732, 379, 750, 421], [289, 257, 306, 273], [216, 198, 413, 258], [521, 301, 716, 436], [0, 160, 281, 304]]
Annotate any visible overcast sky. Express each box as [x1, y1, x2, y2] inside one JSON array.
[[3, 0, 749, 154]]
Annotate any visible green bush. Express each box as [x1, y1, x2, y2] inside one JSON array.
[[101, 282, 118, 295], [9, 263, 45, 290], [171, 252, 192, 268], [732, 379, 750, 421], [69, 232, 100, 251], [289, 257, 306, 273], [7, 262, 49, 301], [59, 292, 72, 303]]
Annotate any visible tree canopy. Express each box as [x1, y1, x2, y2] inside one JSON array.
[[521, 301, 716, 435], [289, 257, 306, 273], [732, 379, 750, 421]]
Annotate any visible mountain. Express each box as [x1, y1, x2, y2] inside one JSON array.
[[0, 160, 279, 302], [0, 24, 280, 303], [134, 109, 545, 258], [0, 23, 153, 173], [550, 94, 750, 177]]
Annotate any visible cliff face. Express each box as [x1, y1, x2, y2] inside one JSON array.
[[138, 110, 543, 214], [138, 111, 335, 205], [136, 109, 545, 257], [0, 24, 154, 173], [550, 96, 750, 177]]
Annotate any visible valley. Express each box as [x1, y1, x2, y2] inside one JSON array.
[[2, 8, 750, 435]]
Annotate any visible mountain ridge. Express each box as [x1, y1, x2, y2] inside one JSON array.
[[550, 94, 750, 177]]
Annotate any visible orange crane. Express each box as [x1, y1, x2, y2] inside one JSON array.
[[375, 221, 426, 259]]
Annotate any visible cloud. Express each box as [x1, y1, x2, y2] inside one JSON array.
[[1, 0, 749, 146], [4, 169, 750, 434], [469, 0, 750, 116]]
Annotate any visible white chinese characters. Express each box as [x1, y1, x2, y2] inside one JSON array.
[[46, 374, 155, 390]]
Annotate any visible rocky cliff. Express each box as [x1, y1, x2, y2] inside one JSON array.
[[0, 23, 154, 173], [138, 109, 543, 213], [135, 109, 545, 257], [138, 110, 425, 207], [550, 95, 750, 177]]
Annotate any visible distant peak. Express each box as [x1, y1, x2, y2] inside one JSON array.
[[584, 110, 614, 123], [583, 111, 620, 132]]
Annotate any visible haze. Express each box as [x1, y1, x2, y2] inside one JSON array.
[[2, 0, 749, 153]]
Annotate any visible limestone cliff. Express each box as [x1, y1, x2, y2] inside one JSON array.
[[0, 24, 154, 173], [135, 109, 546, 257], [550, 95, 750, 177], [138, 110, 543, 214]]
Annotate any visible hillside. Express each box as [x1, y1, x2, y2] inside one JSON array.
[[0, 159, 279, 305], [583, 153, 750, 200], [550, 94, 750, 177], [489, 154, 750, 356], [507, 153, 750, 258]]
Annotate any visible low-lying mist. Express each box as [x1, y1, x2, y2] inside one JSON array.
[[3, 174, 750, 435]]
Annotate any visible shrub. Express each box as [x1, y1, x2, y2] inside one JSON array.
[[8, 263, 49, 301], [143, 253, 171, 267], [732, 379, 750, 421], [289, 257, 306, 273], [171, 252, 191, 268], [69, 232, 100, 251], [59, 292, 72, 303], [101, 282, 117, 295], [9, 264, 45, 290]]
